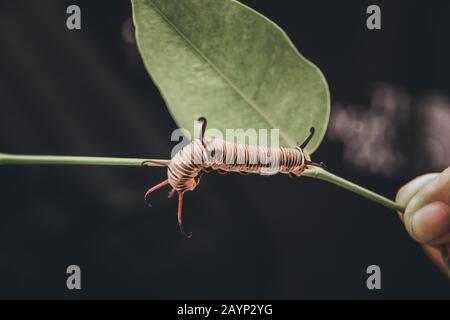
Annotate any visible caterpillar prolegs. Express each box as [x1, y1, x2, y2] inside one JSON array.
[[142, 118, 324, 238]]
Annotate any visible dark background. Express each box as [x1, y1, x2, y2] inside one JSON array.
[[0, 0, 449, 299]]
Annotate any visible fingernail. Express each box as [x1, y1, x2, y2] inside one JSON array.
[[412, 202, 450, 243]]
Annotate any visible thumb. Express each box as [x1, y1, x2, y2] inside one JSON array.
[[397, 171, 450, 244], [396, 173, 438, 221]]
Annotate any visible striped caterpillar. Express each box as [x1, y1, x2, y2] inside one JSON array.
[[142, 117, 324, 238]]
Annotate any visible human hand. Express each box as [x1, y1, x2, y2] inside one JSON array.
[[396, 168, 450, 277]]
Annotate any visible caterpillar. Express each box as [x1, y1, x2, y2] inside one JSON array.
[[142, 117, 324, 238]]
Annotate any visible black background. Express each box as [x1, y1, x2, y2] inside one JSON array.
[[0, 0, 449, 299]]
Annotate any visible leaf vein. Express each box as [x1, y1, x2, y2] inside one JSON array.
[[148, 0, 295, 146]]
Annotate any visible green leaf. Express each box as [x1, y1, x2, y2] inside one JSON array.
[[131, 0, 330, 154]]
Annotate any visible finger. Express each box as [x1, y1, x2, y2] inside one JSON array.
[[406, 167, 450, 214], [422, 243, 450, 277], [405, 201, 450, 244], [403, 168, 450, 243], [396, 173, 438, 221]]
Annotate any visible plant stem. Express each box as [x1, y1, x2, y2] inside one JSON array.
[[303, 168, 404, 211], [1, 153, 448, 278], [0, 153, 163, 167], [303, 167, 449, 279]]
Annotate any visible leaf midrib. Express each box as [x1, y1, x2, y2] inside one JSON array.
[[148, 0, 295, 147]]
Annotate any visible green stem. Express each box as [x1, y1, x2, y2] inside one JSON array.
[[303, 168, 404, 211], [303, 167, 449, 279], [1, 153, 448, 278], [0, 153, 163, 167]]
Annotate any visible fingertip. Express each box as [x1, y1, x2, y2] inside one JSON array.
[[422, 244, 450, 276], [396, 174, 438, 222], [396, 173, 439, 208]]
